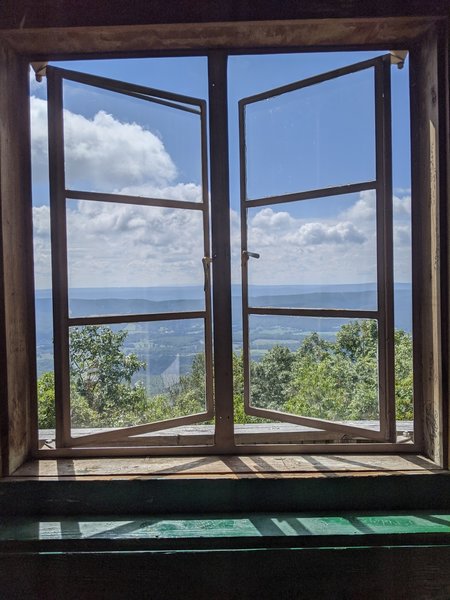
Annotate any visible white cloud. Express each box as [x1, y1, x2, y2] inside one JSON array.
[[251, 207, 295, 229], [31, 96, 204, 288], [393, 194, 411, 217], [343, 189, 376, 221], [30, 96, 178, 192], [243, 188, 412, 285], [289, 221, 366, 245], [30, 94, 412, 288]]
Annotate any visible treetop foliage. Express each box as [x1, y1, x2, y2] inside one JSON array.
[[37, 321, 413, 436]]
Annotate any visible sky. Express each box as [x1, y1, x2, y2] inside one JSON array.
[[30, 51, 412, 291]]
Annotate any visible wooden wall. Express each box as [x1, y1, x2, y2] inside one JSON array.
[[0, 1, 448, 471], [410, 24, 450, 466], [0, 42, 36, 475]]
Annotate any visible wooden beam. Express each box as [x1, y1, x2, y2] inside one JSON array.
[[0, 1, 449, 30], [1, 544, 450, 599], [410, 27, 446, 465], [1, 470, 450, 515], [0, 42, 36, 474], [0, 18, 440, 59]]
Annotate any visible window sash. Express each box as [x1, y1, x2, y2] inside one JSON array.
[[239, 55, 395, 442], [46, 65, 214, 447]]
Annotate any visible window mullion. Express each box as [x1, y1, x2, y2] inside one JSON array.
[[208, 51, 235, 451]]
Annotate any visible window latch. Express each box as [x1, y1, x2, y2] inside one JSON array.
[[242, 250, 260, 263], [202, 256, 214, 291]]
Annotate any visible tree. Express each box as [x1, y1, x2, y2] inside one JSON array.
[[37, 322, 414, 431], [250, 345, 295, 410], [38, 325, 148, 428], [70, 325, 146, 415]]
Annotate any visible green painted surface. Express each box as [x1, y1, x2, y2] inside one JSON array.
[[1, 512, 450, 542]]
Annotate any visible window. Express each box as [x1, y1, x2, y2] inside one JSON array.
[[1, 12, 447, 471], [31, 50, 419, 455]]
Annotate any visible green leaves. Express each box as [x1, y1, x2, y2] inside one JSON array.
[[37, 321, 413, 432]]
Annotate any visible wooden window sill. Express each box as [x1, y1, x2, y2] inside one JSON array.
[[6, 453, 443, 480]]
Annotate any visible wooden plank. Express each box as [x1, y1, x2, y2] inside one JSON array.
[[1, 512, 450, 554], [1, 1, 449, 30], [410, 27, 444, 463], [10, 454, 440, 478], [2, 472, 450, 516], [1, 545, 450, 600], [0, 17, 440, 57], [0, 42, 35, 475], [38, 421, 414, 449], [436, 22, 450, 471]]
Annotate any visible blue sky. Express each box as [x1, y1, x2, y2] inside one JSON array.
[[30, 51, 411, 290]]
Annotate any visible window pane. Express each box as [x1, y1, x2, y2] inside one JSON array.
[[245, 68, 375, 199], [63, 79, 203, 202], [69, 319, 207, 435], [247, 193, 377, 309], [66, 199, 205, 316], [248, 315, 380, 428]]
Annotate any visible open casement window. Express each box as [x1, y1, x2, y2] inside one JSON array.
[[39, 53, 414, 454], [46, 66, 214, 447], [239, 55, 395, 443]]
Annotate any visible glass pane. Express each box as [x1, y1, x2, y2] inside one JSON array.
[[247, 193, 377, 309], [69, 319, 207, 434], [63, 79, 203, 202], [248, 315, 380, 428], [393, 192, 413, 432], [245, 67, 375, 200], [66, 199, 205, 316]]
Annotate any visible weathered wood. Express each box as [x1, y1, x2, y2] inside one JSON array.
[[38, 422, 414, 449], [1, 0, 449, 30], [9, 454, 439, 478], [1, 511, 450, 553], [0, 17, 441, 58], [0, 42, 36, 475], [2, 544, 450, 600], [2, 472, 450, 516], [435, 22, 450, 470], [410, 27, 445, 464]]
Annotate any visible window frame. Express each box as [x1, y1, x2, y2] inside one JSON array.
[[239, 54, 395, 443], [0, 12, 448, 472]]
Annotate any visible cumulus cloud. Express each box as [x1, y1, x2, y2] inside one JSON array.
[[243, 188, 412, 285], [30, 96, 178, 192], [251, 207, 295, 229], [30, 94, 412, 288], [31, 96, 205, 288], [343, 189, 376, 221], [33, 201, 205, 289], [289, 221, 366, 245]]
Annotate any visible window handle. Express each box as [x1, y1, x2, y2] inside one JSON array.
[[242, 250, 260, 260]]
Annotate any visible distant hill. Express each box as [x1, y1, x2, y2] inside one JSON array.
[[34, 283, 412, 376]]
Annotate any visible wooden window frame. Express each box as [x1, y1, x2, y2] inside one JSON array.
[[0, 12, 448, 473]]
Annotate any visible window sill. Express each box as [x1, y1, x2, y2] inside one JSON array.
[[0, 454, 449, 515], [8, 453, 440, 480]]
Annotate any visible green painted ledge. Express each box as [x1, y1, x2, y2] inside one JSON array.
[[2, 511, 450, 552]]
